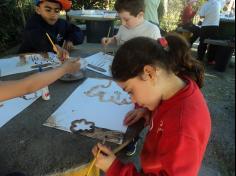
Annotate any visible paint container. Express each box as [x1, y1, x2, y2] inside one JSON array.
[[0, 68, 3, 106], [39, 66, 51, 101], [42, 86, 51, 101], [59, 58, 87, 82]]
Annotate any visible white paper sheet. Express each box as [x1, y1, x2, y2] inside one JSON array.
[[85, 52, 113, 77], [0, 92, 41, 128], [44, 78, 134, 144], [0, 53, 60, 77]]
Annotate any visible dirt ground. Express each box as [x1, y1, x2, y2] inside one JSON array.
[[0, 44, 235, 176], [201, 64, 235, 176]]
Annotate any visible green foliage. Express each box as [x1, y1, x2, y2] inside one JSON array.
[[159, 0, 185, 32], [72, 0, 114, 10], [159, 0, 205, 32], [0, 0, 34, 53]]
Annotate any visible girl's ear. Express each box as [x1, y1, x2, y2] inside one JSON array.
[[142, 65, 157, 80]]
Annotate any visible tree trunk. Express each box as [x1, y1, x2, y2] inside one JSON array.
[[163, 0, 169, 15]]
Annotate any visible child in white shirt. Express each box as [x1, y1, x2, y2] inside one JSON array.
[[102, 0, 161, 47]]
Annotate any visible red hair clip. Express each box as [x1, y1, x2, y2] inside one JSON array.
[[158, 38, 169, 51]]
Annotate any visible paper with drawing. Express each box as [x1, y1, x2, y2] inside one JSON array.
[[0, 92, 41, 128], [85, 52, 113, 77], [44, 78, 134, 144], [0, 52, 60, 77]]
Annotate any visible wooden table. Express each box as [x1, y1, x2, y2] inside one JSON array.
[[0, 50, 144, 175], [219, 15, 235, 40], [68, 10, 118, 43], [204, 39, 235, 72], [220, 15, 235, 23]]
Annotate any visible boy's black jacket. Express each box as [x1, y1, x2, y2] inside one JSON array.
[[18, 13, 84, 53]]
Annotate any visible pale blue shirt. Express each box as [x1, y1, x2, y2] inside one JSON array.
[[198, 0, 221, 26], [144, 0, 161, 25]]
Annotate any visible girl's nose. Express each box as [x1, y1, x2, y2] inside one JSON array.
[[130, 96, 136, 104]]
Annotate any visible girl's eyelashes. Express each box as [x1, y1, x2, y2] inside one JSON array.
[[127, 90, 133, 95]]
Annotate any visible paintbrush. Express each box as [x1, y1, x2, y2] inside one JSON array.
[[85, 137, 106, 176], [46, 138, 134, 176], [104, 26, 112, 55], [85, 136, 131, 176], [46, 33, 59, 55]]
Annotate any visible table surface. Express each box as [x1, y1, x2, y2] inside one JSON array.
[[204, 39, 235, 48], [220, 14, 235, 23], [0, 49, 144, 175], [68, 10, 119, 21]]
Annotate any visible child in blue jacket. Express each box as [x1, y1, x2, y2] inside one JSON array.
[[18, 0, 84, 56]]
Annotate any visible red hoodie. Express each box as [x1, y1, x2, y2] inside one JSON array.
[[181, 5, 197, 25], [106, 78, 211, 176]]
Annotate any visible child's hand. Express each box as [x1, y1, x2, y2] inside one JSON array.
[[101, 37, 112, 46], [55, 44, 69, 62], [63, 41, 74, 52], [124, 108, 151, 127], [61, 58, 81, 74], [92, 143, 116, 173]]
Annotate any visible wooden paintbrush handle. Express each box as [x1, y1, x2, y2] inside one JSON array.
[[86, 138, 106, 176], [113, 139, 133, 154]]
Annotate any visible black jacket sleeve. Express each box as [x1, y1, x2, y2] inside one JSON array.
[[18, 14, 84, 54], [65, 23, 84, 45], [18, 29, 53, 54]]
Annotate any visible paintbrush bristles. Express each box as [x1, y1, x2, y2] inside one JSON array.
[[85, 137, 106, 176]]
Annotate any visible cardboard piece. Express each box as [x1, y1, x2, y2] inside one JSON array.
[[44, 78, 134, 144]]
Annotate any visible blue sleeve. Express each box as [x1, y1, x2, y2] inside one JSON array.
[[65, 23, 84, 45]]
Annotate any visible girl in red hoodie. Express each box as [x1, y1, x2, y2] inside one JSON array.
[[92, 34, 212, 176]]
